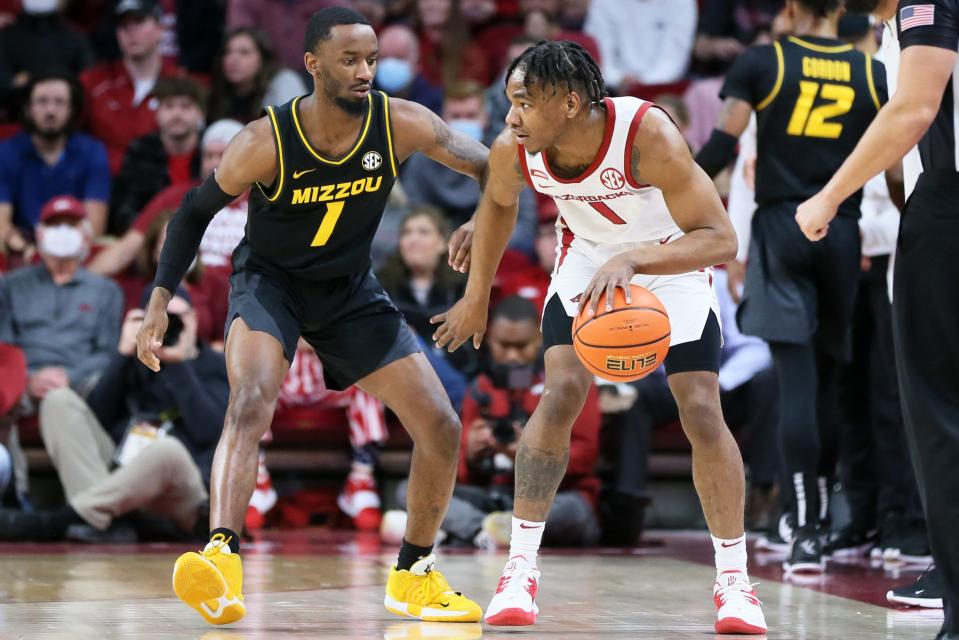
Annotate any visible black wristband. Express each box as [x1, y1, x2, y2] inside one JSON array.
[[154, 175, 237, 293], [695, 128, 739, 179]]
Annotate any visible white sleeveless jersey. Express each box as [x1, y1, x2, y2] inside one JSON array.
[[519, 97, 682, 246]]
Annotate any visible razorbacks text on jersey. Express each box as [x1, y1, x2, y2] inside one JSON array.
[[518, 97, 682, 246], [721, 35, 888, 218], [241, 90, 398, 280]]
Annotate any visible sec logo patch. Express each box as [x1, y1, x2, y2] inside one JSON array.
[[362, 151, 383, 171]]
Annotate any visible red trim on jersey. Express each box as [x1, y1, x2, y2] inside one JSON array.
[[625, 101, 655, 189], [517, 144, 534, 188], [557, 218, 574, 271], [543, 97, 616, 184]]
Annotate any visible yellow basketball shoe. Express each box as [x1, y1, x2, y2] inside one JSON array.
[[385, 554, 481, 622], [172, 536, 246, 625]]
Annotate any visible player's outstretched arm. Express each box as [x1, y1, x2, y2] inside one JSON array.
[[136, 118, 277, 372], [430, 128, 527, 351], [580, 110, 737, 315], [388, 97, 490, 183]]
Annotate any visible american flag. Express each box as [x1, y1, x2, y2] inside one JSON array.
[[901, 5, 936, 31]]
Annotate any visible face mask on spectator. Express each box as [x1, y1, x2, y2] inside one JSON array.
[[449, 118, 485, 142], [376, 58, 414, 93], [22, 0, 59, 14], [40, 224, 84, 258]]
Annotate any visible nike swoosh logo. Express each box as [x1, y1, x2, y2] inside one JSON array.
[[721, 540, 743, 548], [519, 523, 542, 530], [916, 589, 926, 595], [439, 603, 450, 607], [293, 168, 316, 179]]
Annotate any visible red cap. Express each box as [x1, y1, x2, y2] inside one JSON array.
[[39, 196, 86, 224], [0, 344, 27, 417]]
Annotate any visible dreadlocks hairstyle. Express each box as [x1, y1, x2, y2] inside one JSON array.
[[505, 40, 608, 105], [797, 0, 842, 17]]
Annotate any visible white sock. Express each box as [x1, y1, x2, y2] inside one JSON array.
[[508, 516, 544, 569], [712, 534, 748, 575]]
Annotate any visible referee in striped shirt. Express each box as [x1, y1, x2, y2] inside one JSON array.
[[797, 2, 959, 637]]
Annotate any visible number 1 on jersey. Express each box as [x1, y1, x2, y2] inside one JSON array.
[[589, 201, 627, 225], [311, 201, 345, 247]]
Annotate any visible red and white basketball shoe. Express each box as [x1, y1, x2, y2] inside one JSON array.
[[484, 557, 540, 626], [713, 570, 767, 635], [338, 473, 382, 531]]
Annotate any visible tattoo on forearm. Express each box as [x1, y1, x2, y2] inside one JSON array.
[[433, 118, 486, 170], [514, 442, 570, 502]]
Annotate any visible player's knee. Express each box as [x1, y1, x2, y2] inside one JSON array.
[[541, 372, 591, 421], [677, 391, 725, 445], [419, 406, 462, 454], [225, 383, 277, 437]]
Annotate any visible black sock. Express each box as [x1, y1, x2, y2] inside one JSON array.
[[210, 527, 240, 554], [396, 538, 433, 571]]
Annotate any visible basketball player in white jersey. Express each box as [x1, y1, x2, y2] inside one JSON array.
[[431, 41, 767, 634]]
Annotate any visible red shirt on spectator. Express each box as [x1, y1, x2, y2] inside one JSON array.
[[458, 374, 601, 504], [80, 57, 186, 174], [491, 249, 550, 313], [417, 35, 490, 87]]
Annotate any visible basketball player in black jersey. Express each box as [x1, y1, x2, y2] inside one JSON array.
[[695, 0, 887, 574], [134, 8, 497, 626]]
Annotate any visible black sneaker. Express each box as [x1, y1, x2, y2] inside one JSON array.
[[756, 512, 795, 553], [823, 526, 877, 560], [887, 565, 944, 608], [783, 527, 825, 574]]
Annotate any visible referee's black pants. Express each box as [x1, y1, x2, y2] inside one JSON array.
[[839, 255, 923, 532], [893, 171, 959, 633]]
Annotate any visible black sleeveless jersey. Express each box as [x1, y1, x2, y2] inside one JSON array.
[[242, 91, 398, 279], [721, 35, 888, 218]]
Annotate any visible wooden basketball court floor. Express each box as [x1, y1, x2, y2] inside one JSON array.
[[0, 531, 944, 640]]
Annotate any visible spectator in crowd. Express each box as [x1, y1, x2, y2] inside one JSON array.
[[227, 0, 337, 72], [0, 343, 27, 506], [207, 27, 307, 125], [377, 206, 479, 392], [0, 72, 110, 253], [653, 94, 692, 144], [273, 339, 390, 531], [475, 0, 600, 79], [170, 0, 227, 74], [89, 119, 246, 280], [373, 24, 443, 115], [400, 81, 536, 252], [81, 0, 186, 174], [110, 76, 205, 234], [584, 0, 696, 92], [693, 0, 781, 74], [0, 287, 226, 542], [349, 0, 388, 30], [491, 211, 555, 312], [0, 0, 94, 117], [416, 0, 490, 86], [390, 296, 601, 548], [605, 267, 779, 544], [0, 196, 122, 400]]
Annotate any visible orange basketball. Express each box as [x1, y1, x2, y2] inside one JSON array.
[[572, 285, 671, 382]]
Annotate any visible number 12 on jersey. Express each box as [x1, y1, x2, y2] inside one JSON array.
[[787, 81, 856, 139]]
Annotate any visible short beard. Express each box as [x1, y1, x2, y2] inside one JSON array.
[[333, 95, 368, 116], [321, 68, 367, 116], [32, 125, 67, 142]]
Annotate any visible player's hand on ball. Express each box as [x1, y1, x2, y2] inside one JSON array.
[[796, 192, 838, 241], [430, 296, 488, 352], [448, 220, 474, 273], [579, 253, 636, 316]]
